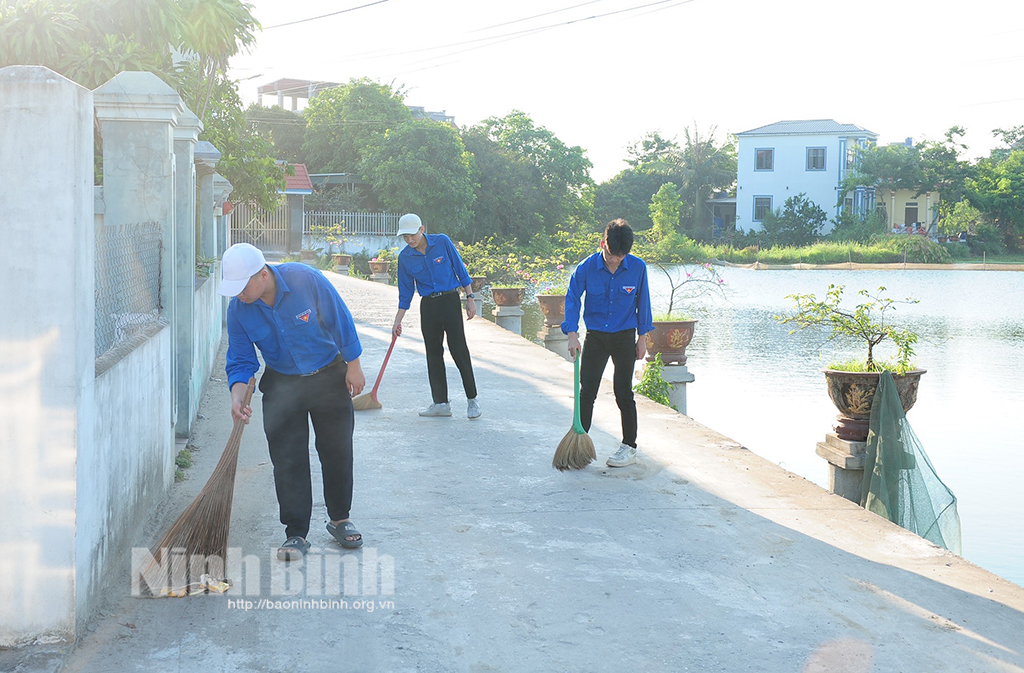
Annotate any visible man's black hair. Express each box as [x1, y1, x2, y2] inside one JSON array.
[[603, 219, 634, 256]]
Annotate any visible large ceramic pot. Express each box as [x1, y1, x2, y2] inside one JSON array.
[[470, 276, 487, 292], [491, 287, 524, 306], [368, 260, 390, 274], [823, 368, 926, 442], [536, 294, 565, 327], [332, 254, 352, 267], [300, 249, 317, 262], [645, 320, 697, 365]]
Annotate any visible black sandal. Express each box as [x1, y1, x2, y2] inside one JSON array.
[[277, 536, 310, 561], [327, 521, 363, 549]]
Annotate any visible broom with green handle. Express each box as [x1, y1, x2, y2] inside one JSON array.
[[552, 352, 596, 471]]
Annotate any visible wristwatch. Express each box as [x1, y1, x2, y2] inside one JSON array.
[[467, 293, 476, 298]]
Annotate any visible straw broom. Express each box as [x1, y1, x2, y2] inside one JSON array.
[[352, 334, 398, 411], [553, 353, 596, 471], [137, 377, 255, 597]]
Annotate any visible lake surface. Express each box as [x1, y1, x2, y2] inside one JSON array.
[[493, 267, 1024, 587]]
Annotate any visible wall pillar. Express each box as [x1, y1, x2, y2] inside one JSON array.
[[213, 173, 233, 258], [94, 71, 184, 429], [0, 65, 94, 646], [816, 433, 866, 502], [661, 364, 695, 415], [494, 305, 524, 335], [539, 325, 570, 360], [195, 141, 221, 261], [171, 111, 202, 438]]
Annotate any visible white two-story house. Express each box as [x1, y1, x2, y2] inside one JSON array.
[[735, 119, 878, 234]]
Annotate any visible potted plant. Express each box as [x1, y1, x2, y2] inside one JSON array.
[[646, 312, 698, 365], [534, 264, 568, 327], [776, 284, 925, 442], [490, 286, 525, 307]]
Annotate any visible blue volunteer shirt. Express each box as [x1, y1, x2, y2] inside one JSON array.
[[225, 263, 363, 388], [397, 233, 472, 310], [561, 251, 654, 336]]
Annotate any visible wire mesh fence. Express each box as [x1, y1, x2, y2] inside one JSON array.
[[95, 222, 162, 357]]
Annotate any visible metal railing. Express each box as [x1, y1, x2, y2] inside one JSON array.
[[232, 200, 290, 251], [304, 211, 401, 236]]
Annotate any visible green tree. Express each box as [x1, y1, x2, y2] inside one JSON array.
[[919, 126, 973, 206], [247, 104, 307, 164], [625, 131, 677, 168], [761, 193, 827, 246], [667, 126, 737, 239], [461, 127, 544, 241], [302, 78, 413, 173], [363, 119, 477, 236], [841, 142, 926, 201], [473, 110, 593, 234], [967, 149, 1024, 248], [649, 182, 683, 241]]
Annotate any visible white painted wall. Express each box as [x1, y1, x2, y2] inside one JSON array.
[[0, 66, 94, 646], [193, 273, 224, 407], [737, 133, 857, 234]]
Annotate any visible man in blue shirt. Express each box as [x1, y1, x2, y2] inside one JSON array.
[[391, 213, 481, 419], [221, 243, 366, 561], [562, 219, 654, 467]]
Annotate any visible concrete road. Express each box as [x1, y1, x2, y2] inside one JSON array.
[[46, 272, 1024, 672]]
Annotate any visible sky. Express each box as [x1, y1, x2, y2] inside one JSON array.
[[228, 0, 1024, 182]]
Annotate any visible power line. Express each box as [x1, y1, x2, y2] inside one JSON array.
[[469, 0, 611, 33], [263, 0, 390, 30]]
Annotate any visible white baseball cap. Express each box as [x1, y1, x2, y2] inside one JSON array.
[[397, 213, 423, 236], [218, 243, 266, 297]]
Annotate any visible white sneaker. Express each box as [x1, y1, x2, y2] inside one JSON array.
[[419, 402, 452, 417], [606, 443, 637, 467], [467, 398, 482, 420]]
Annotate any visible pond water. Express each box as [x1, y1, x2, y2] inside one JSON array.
[[488, 267, 1024, 587]]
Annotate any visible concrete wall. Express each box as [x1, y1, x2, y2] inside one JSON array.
[[303, 233, 404, 257], [0, 67, 230, 646], [79, 325, 172, 625], [0, 66, 95, 646], [192, 272, 223, 407]]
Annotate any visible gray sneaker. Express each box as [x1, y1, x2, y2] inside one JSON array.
[[606, 443, 637, 467], [419, 402, 452, 417], [467, 398, 482, 419]]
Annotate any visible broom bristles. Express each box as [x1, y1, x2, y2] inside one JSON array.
[[552, 427, 596, 471], [351, 392, 382, 411], [137, 379, 254, 596]]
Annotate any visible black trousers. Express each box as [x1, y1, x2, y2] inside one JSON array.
[[579, 329, 638, 448], [259, 357, 354, 540], [420, 291, 477, 403]]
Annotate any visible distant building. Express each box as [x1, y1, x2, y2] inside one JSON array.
[[257, 78, 339, 110], [408, 105, 456, 125], [735, 119, 878, 234]]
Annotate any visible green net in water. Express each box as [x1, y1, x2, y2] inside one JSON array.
[[859, 371, 962, 554]]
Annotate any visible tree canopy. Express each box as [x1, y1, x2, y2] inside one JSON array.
[[302, 78, 413, 174], [363, 119, 477, 236]]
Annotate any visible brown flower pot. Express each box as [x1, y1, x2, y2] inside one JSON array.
[[369, 260, 390, 274], [300, 249, 316, 261], [333, 254, 352, 267], [645, 320, 697, 365], [536, 294, 565, 327], [491, 287, 524, 306], [470, 276, 487, 292], [823, 369, 926, 442]]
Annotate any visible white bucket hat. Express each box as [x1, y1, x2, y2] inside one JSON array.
[[218, 243, 266, 297], [397, 213, 423, 236]]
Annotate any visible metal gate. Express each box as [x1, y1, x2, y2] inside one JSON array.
[[231, 199, 290, 252]]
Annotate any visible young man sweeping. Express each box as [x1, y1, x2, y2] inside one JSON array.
[[391, 213, 482, 419], [220, 243, 366, 561], [562, 219, 654, 467]]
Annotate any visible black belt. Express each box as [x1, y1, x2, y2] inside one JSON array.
[[300, 355, 343, 377], [425, 289, 459, 299]]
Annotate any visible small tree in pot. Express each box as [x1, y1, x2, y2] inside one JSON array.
[[776, 284, 925, 442]]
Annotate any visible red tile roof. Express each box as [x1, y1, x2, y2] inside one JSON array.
[[283, 163, 313, 193]]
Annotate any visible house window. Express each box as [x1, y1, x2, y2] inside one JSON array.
[[753, 196, 772, 222], [755, 148, 774, 171], [844, 198, 854, 213], [806, 147, 826, 171], [846, 148, 856, 169]]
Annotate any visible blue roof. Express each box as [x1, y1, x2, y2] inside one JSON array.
[[737, 119, 877, 137]]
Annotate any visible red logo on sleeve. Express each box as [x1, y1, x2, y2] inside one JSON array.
[[434, 256, 444, 264], [623, 286, 635, 294], [296, 309, 311, 322]]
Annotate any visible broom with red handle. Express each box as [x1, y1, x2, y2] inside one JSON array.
[[352, 333, 398, 411], [137, 377, 255, 596]]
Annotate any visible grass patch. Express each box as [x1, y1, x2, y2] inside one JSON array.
[[175, 448, 193, 469], [174, 468, 186, 482], [827, 358, 917, 374]]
